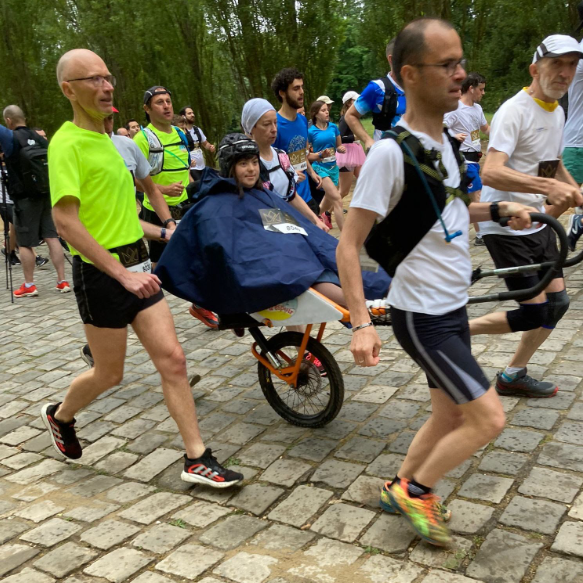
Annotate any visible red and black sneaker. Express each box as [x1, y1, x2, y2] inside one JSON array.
[[41, 403, 82, 460], [181, 448, 243, 488]]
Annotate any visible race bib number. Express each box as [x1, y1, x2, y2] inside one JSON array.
[[538, 159, 560, 179], [259, 208, 308, 236], [289, 147, 307, 171], [114, 240, 152, 273], [322, 147, 336, 164], [126, 259, 152, 274], [470, 129, 480, 150]]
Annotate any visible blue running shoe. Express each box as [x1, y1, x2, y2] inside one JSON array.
[[568, 214, 583, 252]]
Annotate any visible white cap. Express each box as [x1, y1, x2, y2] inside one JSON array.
[[532, 34, 583, 64], [316, 95, 334, 104], [342, 90, 360, 103]]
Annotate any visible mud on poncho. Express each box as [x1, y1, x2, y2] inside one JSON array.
[[155, 169, 391, 315]]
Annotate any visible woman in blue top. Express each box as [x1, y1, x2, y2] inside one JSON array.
[[308, 100, 346, 231]]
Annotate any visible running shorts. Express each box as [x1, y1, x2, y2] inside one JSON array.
[[13, 197, 58, 248], [563, 147, 583, 184], [465, 162, 482, 194], [391, 306, 490, 404]]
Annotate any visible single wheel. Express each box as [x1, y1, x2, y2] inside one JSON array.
[[257, 331, 344, 427]]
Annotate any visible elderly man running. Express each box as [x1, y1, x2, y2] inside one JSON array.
[[39, 49, 242, 488]]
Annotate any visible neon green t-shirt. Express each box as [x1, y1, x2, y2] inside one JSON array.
[[48, 121, 144, 263], [133, 124, 189, 210]]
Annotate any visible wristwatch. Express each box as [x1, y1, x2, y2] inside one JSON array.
[[163, 218, 177, 227], [160, 228, 167, 242], [490, 202, 501, 223]]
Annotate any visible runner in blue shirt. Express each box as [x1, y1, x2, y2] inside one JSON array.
[[307, 101, 346, 230]]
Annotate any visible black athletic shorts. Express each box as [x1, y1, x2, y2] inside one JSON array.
[[142, 207, 183, 263], [391, 306, 490, 404], [483, 226, 563, 292], [0, 202, 13, 225], [339, 166, 350, 173], [13, 197, 58, 248], [72, 251, 163, 329]]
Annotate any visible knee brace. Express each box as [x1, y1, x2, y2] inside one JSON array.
[[543, 290, 570, 329], [507, 302, 548, 332]]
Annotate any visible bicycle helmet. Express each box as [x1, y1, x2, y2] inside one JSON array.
[[218, 133, 259, 177]]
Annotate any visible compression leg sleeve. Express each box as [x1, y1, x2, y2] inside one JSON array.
[[506, 302, 548, 332], [543, 290, 569, 329]]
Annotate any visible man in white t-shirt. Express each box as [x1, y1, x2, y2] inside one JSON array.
[[471, 34, 583, 398], [179, 106, 215, 182], [444, 72, 489, 245], [337, 17, 533, 547]]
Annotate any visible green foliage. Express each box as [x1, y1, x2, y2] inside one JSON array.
[[0, 0, 580, 139]]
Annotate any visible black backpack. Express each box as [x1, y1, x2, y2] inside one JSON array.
[[12, 128, 49, 198], [371, 77, 399, 132]]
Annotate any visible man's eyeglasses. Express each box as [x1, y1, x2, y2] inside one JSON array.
[[413, 58, 467, 77], [66, 75, 116, 87]]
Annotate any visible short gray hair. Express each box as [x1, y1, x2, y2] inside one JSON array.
[[3, 105, 25, 122]]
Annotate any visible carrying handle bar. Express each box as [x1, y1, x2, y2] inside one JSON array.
[[468, 213, 568, 304]]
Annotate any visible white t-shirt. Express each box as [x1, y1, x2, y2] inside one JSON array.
[[350, 119, 471, 315], [188, 126, 207, 170], [563, 39, 583, 148], [261, 147, 297, 202], [111, 135, 151, 180], [480, 89, 565, 237], [444, 101, 487, 153]]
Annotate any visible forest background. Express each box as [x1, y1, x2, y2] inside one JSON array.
[[1, 0, 582, 140]]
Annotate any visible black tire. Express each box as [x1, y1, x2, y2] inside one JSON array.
[[257, 331, 344, 427]]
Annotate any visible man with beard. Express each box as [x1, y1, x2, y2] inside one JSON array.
[[179, 106, 215, 182], [271, 68, 323, 215], [470, 35, 583, 398]]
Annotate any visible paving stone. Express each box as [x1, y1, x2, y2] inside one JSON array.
[[341, 475, 385, 508], [357, 555, 424, 583], [229, 483, 284, 515], [421, 572, 487, 583], [477, 451, 528, 476], [200, 515, 268, 550], [551, 521, 583, 558], [335, 436, 385, 463], [0, 544, 41, 577], [511, 407, 560, 430], [132, 574, 176, 583], [63, 501, 119, 522], [126, 433, 167, 455], [5, 459, 65, 485], [366, 452, 405, 478], [94, 450, 138, 473], [0, 444, 19, 460], [518, 466, 583, 502], [84, 548, 152, 582], [243, 404, 280, 426], [360, 512, 416, 553], [34, 542, 98, 578], [3, 567, 55, 583], [358, 417, 408, 438], [260, 458, 311, 487], [531, 556, 583, 583], [313, 418, 357, 440], [80, 519, 141, 550], [0, 519, 30, 544], [237, 443, 286, 468], [119, 492, 190, 524], [68, 475, 122, 497], [338, 401, 378, 422], [12, 482, 59, 502], [20, 518, 82, 547], [213, 551, 278, 583], [50, 468, 93, 485], [267, 485, 333, 527], [0, 426, 41, 446], [388, 430, 416, 454], [446, 459, 472, 479], [219, 422, 265, 445], [78, 421, 117, 442], [251, 523, 315, 552], [14, 500, 64, 523], [555, 420, 583, 445], [310, 502, 375, 542], [569, 491, 583, 520], [311, 459, 365, 489], [78, 436, 127, 466], [526, 391, 576, 409], [409, 535, 472, 569], [353, 385, 398, 403], [379, 400, 420, 419], [494, 428, 544, 452], [123, 447, 183, 482], [448, 500, 495, 534], [500, 495, 566, 534], [287, 437, 337, 462], [105, 482, 156, 504], [1, 452, 43, 469], [458, 474, 513, 503], [467, 529, 543, 583], [172, 501, 230, 528], [132, 523, 191, 553], [539, 441, 583, 472], [303, 537, 364, 566], [155, 544, 224, 578]]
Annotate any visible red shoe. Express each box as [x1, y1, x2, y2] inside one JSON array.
[[189, 304, 219, 329], [320, 213, 333, 230], [304, 352, 327, 377], [14, 283, 38, 298], [55, 281, 71, 293]]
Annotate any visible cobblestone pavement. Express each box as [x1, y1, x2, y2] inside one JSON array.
[[1, 236, 583, 583]]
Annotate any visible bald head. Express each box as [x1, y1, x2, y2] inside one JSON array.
[[3, 105, 25, 129], [56, 49, 106, 86]]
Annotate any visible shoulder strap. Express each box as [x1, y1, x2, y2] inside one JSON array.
[[13, 127, 44, 150], [372, 77, 398, 131], [174, 127, 192, 167], [193, 126, 203, 144]]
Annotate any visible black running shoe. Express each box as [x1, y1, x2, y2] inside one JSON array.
[[181, 449, 243, 488], [568, 214, 583, 252], [80, 344, 94, 367], [36, 255, 49, 267], [41, 403, 83, 459], [495, 368, 558, 398]]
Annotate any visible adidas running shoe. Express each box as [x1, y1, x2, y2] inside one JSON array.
[[380, 480, 451, 521], [181, 448, 243, 488], [41, 403, 82, 460], [387, 478, 451, 547]]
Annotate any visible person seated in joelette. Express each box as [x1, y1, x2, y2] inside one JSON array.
[[154, 133, 391, 317]]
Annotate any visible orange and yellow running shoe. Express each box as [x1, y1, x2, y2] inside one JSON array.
[[380, 480, 451, 521], [387, 478, 451, 547]]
